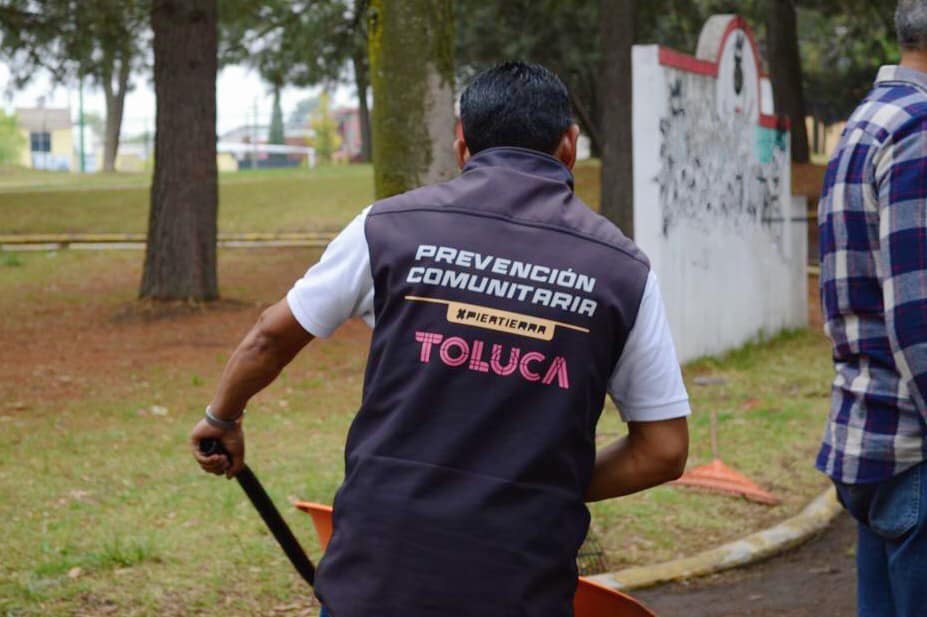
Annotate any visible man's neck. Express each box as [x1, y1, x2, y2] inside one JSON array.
[[900, 49, 927, 75]]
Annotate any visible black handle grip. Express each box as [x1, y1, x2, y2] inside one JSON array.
[[199, 438, 227, 458], [196, 437, 316, 587]]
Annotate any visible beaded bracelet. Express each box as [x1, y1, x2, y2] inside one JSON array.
[[204, 405, 245, 430]]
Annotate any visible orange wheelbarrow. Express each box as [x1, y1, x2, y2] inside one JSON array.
[[295, 501, 658, 617]]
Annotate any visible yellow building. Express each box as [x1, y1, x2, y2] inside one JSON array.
[[16, 107, 75, 171]]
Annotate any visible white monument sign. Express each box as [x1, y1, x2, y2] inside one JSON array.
[[632, 15, 808, 361]]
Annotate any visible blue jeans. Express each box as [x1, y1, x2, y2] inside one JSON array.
[[319, 608, 330, 617], [835, 461, 927, 617]]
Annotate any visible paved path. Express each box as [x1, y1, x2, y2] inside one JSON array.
[[635, 513, 857, 617]]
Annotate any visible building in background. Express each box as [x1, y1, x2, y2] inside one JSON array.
[[218, 123, 315, 169], [333, 107, 362, 162], [16, 106, 74, 171]]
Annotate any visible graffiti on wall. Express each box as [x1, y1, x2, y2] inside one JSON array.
[[654, 22, 790, 256], [631, 15, 807, 361]]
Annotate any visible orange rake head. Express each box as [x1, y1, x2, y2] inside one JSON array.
[[671, 459, 780, 505], [293, 501, 659, 617]]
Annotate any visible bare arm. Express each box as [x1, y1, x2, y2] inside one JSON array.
[[585, 417, 689, 502], [209, 299, 314, 417], [190, 299, 314, 477]]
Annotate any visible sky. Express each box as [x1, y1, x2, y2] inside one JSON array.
[[0, 62, 357, 139]]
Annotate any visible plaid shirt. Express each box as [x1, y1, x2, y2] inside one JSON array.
[[818, 65, 927, 484]]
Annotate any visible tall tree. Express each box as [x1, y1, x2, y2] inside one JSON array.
[[351, 0, 373, 162], [0, 0, 148, 172], [311, 91, 341, 164], [140, 0, 218, 301], [798, 0, 897, 124], [287, 96, 320, 127], [368, 0, 456, 197], [0, 110, 25, 164], [767, 0, 810, 162], [220, 0, 374, 161], [90, 2, 148, 173], [268, 86, 285, 145], [599, 0, 636, 237], [456, 0, 602, 154], [455, 0, 751, 158]]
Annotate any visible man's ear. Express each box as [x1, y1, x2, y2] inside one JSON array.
[[553, 123, 581, 170], [454, 120, 470, 169]]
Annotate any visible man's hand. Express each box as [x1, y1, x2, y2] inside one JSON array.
[[190, 419, 245, 479]]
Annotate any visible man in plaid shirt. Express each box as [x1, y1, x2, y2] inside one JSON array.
[[819, 2, 927, 613]]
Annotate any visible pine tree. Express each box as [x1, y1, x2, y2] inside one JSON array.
[[0, 0, 148, 172], [140, 0, 219, 301], [599, 0, 636, 237]]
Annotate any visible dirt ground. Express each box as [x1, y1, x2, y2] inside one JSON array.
[[636, 512, 857, 617], [0, 249, 371, 413]]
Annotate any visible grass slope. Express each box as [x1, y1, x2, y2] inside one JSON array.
[[0, 162, 602, 236], [0, 247, 831, 616]]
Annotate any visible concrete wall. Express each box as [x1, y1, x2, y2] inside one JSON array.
[[632, 15, 807, 362]]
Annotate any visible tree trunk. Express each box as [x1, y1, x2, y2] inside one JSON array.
[[368, 0, 456, 198], [353, 52, 373, 163], [102, 51, 131, 173], [140, 0, 218, 301], [569, 88, 602, 158], [599, 0, 636, 238], [767, 0, 810, 163], [352, 0, 373, 163], [268, 83, 284, 145]]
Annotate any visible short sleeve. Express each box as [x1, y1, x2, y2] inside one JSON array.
[[608, 271, 690, 422], [285, 206, 375, 338]]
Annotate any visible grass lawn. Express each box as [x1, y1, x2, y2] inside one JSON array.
[[0, 162, 603, 236], [0, 243, 832, 616], [0, 165, 375, 236]]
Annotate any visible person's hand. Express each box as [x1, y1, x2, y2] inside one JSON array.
[[190, 418, 245, 479]]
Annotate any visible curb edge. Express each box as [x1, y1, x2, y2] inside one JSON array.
[[588, 486, 841, 591]]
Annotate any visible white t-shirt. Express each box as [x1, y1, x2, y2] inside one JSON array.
[[286, 207, 690, 423]]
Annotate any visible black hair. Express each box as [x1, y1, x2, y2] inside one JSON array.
[[459, 61, 572, 156]]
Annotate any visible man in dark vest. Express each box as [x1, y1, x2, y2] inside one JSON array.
[[191, 62, 690, 617]]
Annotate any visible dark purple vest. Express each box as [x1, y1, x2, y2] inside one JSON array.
[[315, 148, 650, 617]]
